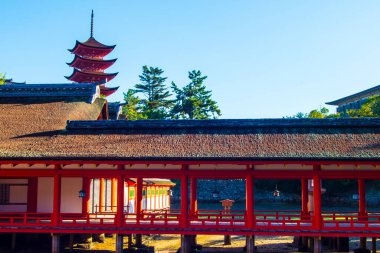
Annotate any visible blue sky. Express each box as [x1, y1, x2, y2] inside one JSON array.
[[2, 1, 380, 118]]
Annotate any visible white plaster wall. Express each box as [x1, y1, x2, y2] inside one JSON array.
[[61, 178, 82, 213], [37, 177, 53, 212]]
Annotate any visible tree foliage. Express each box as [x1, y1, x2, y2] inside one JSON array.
[[122, 89, 147, 120], [0, 73, 5, 85], [133, 66, 173, 119], [346, 95, 380, 117], [171, 70, 221, 119]]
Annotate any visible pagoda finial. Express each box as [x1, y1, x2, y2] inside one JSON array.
[[90, 10, 94, 38]]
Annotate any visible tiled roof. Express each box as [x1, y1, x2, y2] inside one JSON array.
[[0, 83, 100, 103], [0, 98, 379, 160], [326, 85, 380, 106]]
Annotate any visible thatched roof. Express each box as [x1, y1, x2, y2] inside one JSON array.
[[0, 99, 379, 160]]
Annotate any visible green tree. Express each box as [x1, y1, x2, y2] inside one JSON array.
[[0, 73, 5, 85], [170, 70, 221, 119], [134, 66, 172, 119], [122, 89, 147, 120], [347, 95, 380, 117]]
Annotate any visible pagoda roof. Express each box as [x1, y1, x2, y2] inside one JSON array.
[[67, 55, 117, 71], [326, 85, 380, 106], [69, 38, 116, 57], [65, 68, 118, 83], [4, 79, 26, 85], [100, 86, 119, 97]]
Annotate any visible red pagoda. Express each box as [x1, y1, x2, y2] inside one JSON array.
[[66, 10, 119, 97]]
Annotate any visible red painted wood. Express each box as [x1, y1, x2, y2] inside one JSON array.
[[116, 166, 124, 226], [82, 177, 90, 214], [52, 165, 61, 226], [99, 178, 105, 212], [180, 165, 189, 228], [111, 178, 117, 212], [313, 165, 322, 230], [27, 178, 38, 212], [358, 179, 367, 216], [136, 178, 143, 224], [190, 177, 197, 217], [246, 173, 254, 228], [301, 178, 308, 217]]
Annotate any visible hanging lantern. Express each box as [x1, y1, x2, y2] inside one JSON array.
[[167, 189, 173, 196], [212, 190, 220, 199], [78, 189, 86, 198], [273, 184, 280, 197]]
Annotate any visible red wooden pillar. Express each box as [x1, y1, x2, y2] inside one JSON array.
[[190, 177, 197, 217], [52, 165, 61, 226], [180, 165, 189, 228], [313, 165, 322, 230], [246, 172, 254, 229], [82, 177, 91, 214], [27, 178, 38, 212], [358, 178, 367, 249], [136, 177, 143, 224], [301, 178, 308, 218], [99, 178, 105, 212], [111, 178, 117, 212], [116, 165, 125, 227], [358, 179, 367, 216]]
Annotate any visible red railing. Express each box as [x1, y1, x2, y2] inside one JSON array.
[[2, 210, 380, 232], [254, 210, 312, 229]]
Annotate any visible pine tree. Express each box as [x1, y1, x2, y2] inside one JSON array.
[[171, 70, 221, 119], [122, 89, 147, 120], [134, 66, 172, 119]]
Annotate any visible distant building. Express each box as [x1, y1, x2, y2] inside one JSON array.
[[326, 85, 380, 114]]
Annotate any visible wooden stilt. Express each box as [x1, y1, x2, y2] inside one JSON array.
[[360, 237, 367, 249], [52, 234, 60, 253], [135, 234, 142, 247], [224, 235, 231, 245], [115, 234, 123, 253], [11, 233, 16, 251], [372, 237, 376, 253], [246, 235, 255, 253], [69, 234, 74, 253], [128, 234, 132, 249], [313, 236, 321, 253], [181, 235, 192, 253]]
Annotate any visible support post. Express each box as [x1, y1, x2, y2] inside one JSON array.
[[52, 234, 60, 253], [181, 235, 192, 253], [82, 177, 90, 214], [115, 234, 123, 253], [301, 178, 308, 218], [313, 236, 321, 253], [27, 178, 38, 212], [180, 165, 189, 228], [69, 234, 74, 253], [246, 169, 254, 229], [11, 233, 16, 251], [359, 179, 367, 249], [313, 165, 322, 230], [52, 165, 61, 226], [372, 237, 376, 253], [246, 235, 255, 253], [111, 178, 118, 212], [190, 177, 197, 217], [116, 165, 125, 227], [136, 177, 143, 224], [99, 178, 105, 212]]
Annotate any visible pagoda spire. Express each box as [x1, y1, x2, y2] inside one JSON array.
[[90, 10, 94, 38], [66, 10, 119, 97]]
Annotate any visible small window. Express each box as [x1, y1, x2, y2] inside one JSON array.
[[0, 184, 10, 204]]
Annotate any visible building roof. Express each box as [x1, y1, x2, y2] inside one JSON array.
[[67, 55, 117, 71], [65, 68, 118, 83], [0, 97, 379, 161], [326, 85, 380, 106], [68, 38, 115, 58], [0, 83, 100, 103]]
